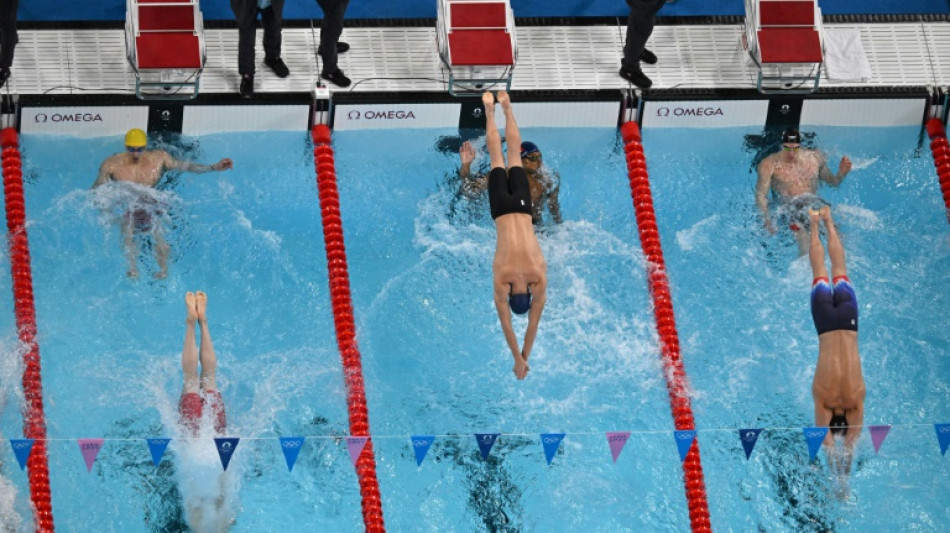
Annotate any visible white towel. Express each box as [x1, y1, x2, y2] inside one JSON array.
[[823, 28, 872, 82]]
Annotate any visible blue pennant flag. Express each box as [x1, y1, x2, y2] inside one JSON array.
[[279, 437, 305, 472], [146, 438, 171, 467], [803, 427, 828, 460], [9, 439, 34, 470], [411, 435, 435, 467], [475, 433, 499, 460], [674, 430, 697, 462], [214, 438, 240, 471], [936, 424, 950, 456], [540, 433, 565, 465], [738, 428, 763, 460]]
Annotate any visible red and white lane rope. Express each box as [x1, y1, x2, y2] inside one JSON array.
[[311, 125, 385, 532], [620, 121, 712, 533]]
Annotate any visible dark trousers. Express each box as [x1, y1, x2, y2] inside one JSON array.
[[0, 0, 18, 69], [231, 0, 285, 76], [622, 0, 665, 69], [317, 0, 350, 72]]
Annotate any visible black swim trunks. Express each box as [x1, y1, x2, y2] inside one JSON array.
[[488, 166, 533, 220], [811, 276, 858, 335]]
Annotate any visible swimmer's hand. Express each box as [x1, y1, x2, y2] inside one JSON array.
[[764, 218, 777, 235], [837, 156, 852, 178], [212, 159, 234, 171], [513, 356, 529, 380], [460, 141, 476, 168]]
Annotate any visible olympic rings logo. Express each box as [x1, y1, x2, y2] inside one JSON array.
[[542, 437, 562, 444], [676, 433, 695, 440], [805, 431, 826, 438], [12, 441, 30, 449], [939, 426, 950, 434], [282, 440, 302, 449], [412, 439, 432, 447]]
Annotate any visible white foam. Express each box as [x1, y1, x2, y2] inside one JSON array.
[[834, 204, 881, 231], [675, 215, 721, 252]]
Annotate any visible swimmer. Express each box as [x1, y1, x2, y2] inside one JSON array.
[[179, 291, 226, 437], [755, 129, 852, 255], [483, 91, 548, 380], [460, 140, 563, 225], [808, 207, 864, 491], [91, 128, 234, 279]]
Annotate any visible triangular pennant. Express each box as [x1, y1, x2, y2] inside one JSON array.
[[935, 424, 950, 456], [410, 435, 435, 467], [9, 439, 34, 470], [346, 437, 369, 466], [803, 427, 829, 460], [606, 432, 630, 463], [868, 425, 891, 454], [674, 430, 697, 462], [146, 438, 171, 467], [214, 437, 240, 471], [738, 428, 763, 460], [279, 437, 305, 472], [540, 433, 566, 465], [77, 439, 105, 473], [474, 433, 499, 460]]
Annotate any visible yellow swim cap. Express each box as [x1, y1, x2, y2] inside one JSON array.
[[124, 128, 147, 147]]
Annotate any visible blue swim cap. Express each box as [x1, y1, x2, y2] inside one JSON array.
[[509, 293, 532, 315], [520, 141, 540, 158]]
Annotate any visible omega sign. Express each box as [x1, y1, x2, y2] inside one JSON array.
[[33, 112, 103, 123], [346, 109, 417, 120], [655, 106, 724, 117]]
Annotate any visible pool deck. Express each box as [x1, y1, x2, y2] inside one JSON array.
[[6, 22, 950, 97]]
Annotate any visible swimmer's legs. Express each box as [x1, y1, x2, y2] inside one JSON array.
[[121, 220, 138, 279], [808, 209, 828, 280], [497, 91, 523, 169], [482, 92, 505, 170], [195, 291, 218, 393], [153, 227, 170, 279], [182, 292, 200, 395], [822, 206, 848, 279]]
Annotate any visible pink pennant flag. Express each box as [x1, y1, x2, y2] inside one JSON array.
[[77, 439, 105, 472], [606, 432, 631, 463], [346, 436, 369, 466], [868, 425, 891, 454]]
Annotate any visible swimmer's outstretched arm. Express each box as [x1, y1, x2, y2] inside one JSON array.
[[548, 178, 563, 224], [520, 285, 546, 362], [494, 281, 529, 379], [162, 151, 234, 174], [817, 151, 852, 186]]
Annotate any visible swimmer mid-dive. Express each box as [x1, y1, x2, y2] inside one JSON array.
[[179, 291, 233, 533], [92, 129, 233, 279], [755, 129, 852, 255], [483, 91, 548, 380], [808, 207, 865, 492]]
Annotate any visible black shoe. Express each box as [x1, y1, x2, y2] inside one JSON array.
[[619, 65, 652, 89], [317, 42, 350, 55], [239, 74, 254, 99], [264, 56, 290, 78], [640, 48, 658, 65], [0, 68, 9, 89], [321, 68, 351, 87]]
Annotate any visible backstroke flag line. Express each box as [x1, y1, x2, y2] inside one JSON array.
[[738, 428, 763, 460], [868, 425, 891, 454], [411, 435, 435, 466], [674, 430, 697, 462], [347, 437, 368, 466], [280, 437, 305, 471], [606, 432, 630, 463], [215, 438, 240, 471], [475, 434, 500, 460], [146, 438, 171, 467], [803, 427, 828, 460], [78, 439, 105, 472], [540, 433, 566, 465], [10, 439, 34, 470]]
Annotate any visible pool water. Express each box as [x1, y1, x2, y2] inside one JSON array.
[[0, 122, 947, 532]]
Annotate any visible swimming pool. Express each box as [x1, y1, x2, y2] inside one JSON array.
[[1, 119, 948, 531]]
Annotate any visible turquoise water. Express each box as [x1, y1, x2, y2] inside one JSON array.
[[0, 123, 947, 532]]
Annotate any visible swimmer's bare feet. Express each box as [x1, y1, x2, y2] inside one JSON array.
[[127, 266, 138, 279], [481, 92, 496, 120], [195, 291, 207, 323], [497, 90, 511, 111], [809, 208, 820, 226], [819, 205, 833, 223], [185, 292, 198, 323], [153, 270, 168, 280]]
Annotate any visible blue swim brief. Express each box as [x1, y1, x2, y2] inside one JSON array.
[[810, 276, 858, 335]]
